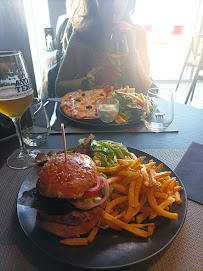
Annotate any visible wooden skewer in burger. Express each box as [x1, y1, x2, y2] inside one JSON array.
[[18, 123, 109, 238]]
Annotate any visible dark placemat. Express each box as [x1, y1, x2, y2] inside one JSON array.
[[175, 142, 203, 204], [0, 149, 202, 271], [45, 101, 178, 134]]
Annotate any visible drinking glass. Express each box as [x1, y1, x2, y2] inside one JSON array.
[[108, 33, 129, 56], [21, 98, 51, 147], [142, 88, 174, 132], [0, 51, 34, 169], [97, 97, 119, 123], [107, 32, 129, 65]]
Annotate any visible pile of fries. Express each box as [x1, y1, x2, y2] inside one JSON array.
[[101, 155, 183, 238], [61, 154, 183, 245]]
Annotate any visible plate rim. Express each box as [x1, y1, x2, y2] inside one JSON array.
[[17, 147, 187, 269], [59, 105, 143, 129]]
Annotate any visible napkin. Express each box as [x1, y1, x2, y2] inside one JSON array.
[[175, 142, 203, 204]]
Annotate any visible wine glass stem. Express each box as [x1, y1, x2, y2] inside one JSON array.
[[12, 117, 28, 157]]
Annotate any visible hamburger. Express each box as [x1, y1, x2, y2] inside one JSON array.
[[18, 152, 109, 238]]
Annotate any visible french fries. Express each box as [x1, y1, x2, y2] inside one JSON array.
[[61, 155, 183, 245], [60, 227, 99, 246], [60, 238, 88, 246], [87, 227, 99, 243], [98, 156, 183, 239]]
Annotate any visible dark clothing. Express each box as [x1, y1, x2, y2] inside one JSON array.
[[0, 114, 15, 139]]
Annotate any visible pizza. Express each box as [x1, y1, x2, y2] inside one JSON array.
[[61, 89, 107, 119]]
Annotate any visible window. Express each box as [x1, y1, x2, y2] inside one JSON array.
[[134, 0, 202, 80]]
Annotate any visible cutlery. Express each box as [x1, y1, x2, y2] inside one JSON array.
[[155, 107, 165, 118], [155, 112, 165, 118], [33, 101, 49, 116], [47, 98, 61, 102], [50, 102, 58, 127], [43, 101, 49, 107]]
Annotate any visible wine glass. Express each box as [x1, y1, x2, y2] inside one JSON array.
[[142, 88, 174, 132], [0, 51, 34, 169]]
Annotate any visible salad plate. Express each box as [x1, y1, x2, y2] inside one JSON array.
[[17, 144, 187, 270]]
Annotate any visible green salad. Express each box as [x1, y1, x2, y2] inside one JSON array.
[[110, 86, 156, 123], [34, 134, 134, 168], [77, 134, 132, 167]]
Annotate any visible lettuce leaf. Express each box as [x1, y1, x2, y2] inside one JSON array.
[[82, 197, 102, 204], [75, 137, 131, 167], [77, 185, 114, 204], [101, 184, 114, 198], [93, 152, 117, 167], [91, 140, 130, 159], [110, 91, 133, 107]]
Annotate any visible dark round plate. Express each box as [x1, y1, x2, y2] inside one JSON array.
[[17, 148, 187, 270], [59, 105, 142, 130]]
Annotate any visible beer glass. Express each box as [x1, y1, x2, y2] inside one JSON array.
[[0, 51, 34, 169]]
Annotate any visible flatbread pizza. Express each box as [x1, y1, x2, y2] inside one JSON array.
[[61, 89, 107, 119]]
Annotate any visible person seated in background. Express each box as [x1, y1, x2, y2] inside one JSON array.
[[55, 0, 151, 97]]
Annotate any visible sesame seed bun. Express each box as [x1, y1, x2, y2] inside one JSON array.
[[36, 153, 97, 199]]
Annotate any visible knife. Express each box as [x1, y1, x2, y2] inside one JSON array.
[[47, 97, 61, 102], [50, 102, 58, 127]]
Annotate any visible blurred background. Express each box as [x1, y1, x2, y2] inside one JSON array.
[[0, 0, 203, 109]]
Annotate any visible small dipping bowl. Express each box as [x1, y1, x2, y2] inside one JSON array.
[[97, 97, 119, 123]]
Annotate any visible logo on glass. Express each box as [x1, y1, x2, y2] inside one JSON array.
[[15, 69, 31, 93]]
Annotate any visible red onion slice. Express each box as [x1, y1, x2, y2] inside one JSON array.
[[72, 176, 109, 209], [87, 176, 102, 192]]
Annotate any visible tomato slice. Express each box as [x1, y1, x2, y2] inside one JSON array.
[[125, 85, 130, 93], [80, 176, 103, 199], [136, 101, 144, 108], [137, 105, 143, 109], [103, 85, 114, 97]]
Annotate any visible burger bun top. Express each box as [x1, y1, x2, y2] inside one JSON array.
[[36, 153, 97, 199]]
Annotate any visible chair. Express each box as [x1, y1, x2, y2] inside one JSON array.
[[175, 34, 203, 103], [38, 49, 62, 99], [184, 50, 203, 104]]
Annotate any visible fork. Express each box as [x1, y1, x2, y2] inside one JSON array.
[[155, 112, 165, 118], [155, 107, 165, 118]]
